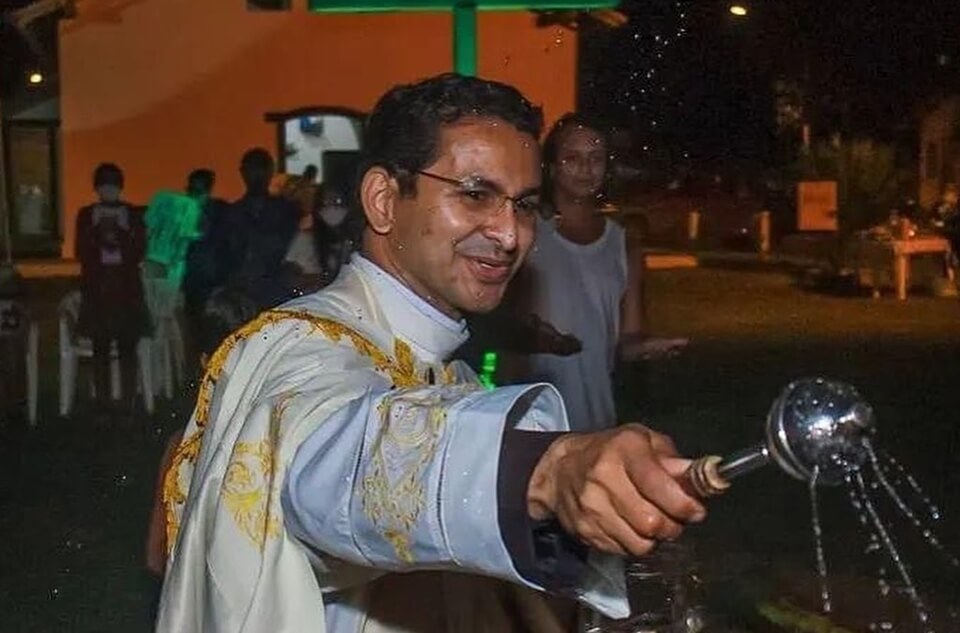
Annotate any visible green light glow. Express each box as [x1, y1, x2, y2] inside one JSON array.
[[479, 350, 498, 390]]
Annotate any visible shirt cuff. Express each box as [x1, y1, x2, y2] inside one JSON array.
[[497, 428, 587, 593]]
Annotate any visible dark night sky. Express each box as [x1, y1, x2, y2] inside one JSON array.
[[579, 0, 960, 168], [0, 0, 61, 101]]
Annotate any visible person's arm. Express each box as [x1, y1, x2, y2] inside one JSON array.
[[281, 380, 584, 591], [475, 264, 581, 356], [74, 207, 98, 269], [122, 205, 147, 265], [470, 310, 582, 356]]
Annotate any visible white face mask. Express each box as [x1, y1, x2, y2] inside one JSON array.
[[319, 205, 349, 227]]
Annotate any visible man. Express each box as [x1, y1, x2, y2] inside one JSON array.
[[158, 75, 704, 633], [507, 114, 688, 432], [222, 148, 301, 311], [74, 163, 149, 416]]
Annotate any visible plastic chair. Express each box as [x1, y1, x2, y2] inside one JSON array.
[[58, 291, 154, 417], [142, 275, 185, 401]]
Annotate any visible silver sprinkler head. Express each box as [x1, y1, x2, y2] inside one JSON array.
[[765, 377, 875, 486]]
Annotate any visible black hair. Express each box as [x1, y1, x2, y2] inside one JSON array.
[[359, 73, 544, 198], [240, 148, 274, 172], [93, 162, 124, 189], [542, 113, 610, 168], [187, 169, 216, 194]]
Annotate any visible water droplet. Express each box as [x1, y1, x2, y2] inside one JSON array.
[[850, 469, 932, 628], [866, 440, 959, 566], [810, 467, 832, 613]]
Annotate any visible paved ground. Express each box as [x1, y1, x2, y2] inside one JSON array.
[[1, 264, 959, 632]]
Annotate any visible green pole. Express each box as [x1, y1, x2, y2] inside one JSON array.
[[453, 2, 478, 76]]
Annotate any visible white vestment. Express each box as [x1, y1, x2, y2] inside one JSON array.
[[157, 256, 626, 633]]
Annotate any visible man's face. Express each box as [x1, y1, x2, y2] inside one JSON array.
[[551, 127, 607, 202], [383, 118, 541, 317]]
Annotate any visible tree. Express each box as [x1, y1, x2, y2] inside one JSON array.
[[794, 138, 913, 234]]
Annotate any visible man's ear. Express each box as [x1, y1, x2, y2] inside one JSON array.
[[360, 167, 398, 235]]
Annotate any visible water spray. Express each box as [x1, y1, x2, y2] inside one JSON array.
[[684, 378, 876, 497]]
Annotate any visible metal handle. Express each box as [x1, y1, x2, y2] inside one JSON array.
[[680, 455, 731, 498]]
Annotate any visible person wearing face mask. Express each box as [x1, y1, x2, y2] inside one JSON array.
[[310, 184, 359, 287], [75, 163, 149, 417], [282, 168, 326, 283]]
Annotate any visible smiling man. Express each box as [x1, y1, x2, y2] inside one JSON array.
[[157, 74, 705, 633]]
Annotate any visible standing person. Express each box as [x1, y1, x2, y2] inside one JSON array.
[[508, 114, 687, 432], [75, 163, 149, 416], [158, 74, 705, 633], [277, 163, 320, 222], [310, 183, 360, 287], [222, 148, 300, 311], [142, 181, 205, 339], [181, 170, 231, 343]]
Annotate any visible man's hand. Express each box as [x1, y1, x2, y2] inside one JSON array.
[[620, 335, 689, 362], [526, 425, 706, 557]]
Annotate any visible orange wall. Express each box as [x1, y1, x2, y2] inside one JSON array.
[[58, 0, 577, 257]]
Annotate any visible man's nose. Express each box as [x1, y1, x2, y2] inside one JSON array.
[[483, 202, 520, 252]]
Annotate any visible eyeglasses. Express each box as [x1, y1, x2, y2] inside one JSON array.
[[417, 170, 542, 221]]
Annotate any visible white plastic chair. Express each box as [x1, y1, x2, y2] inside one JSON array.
[[142, 275, 185, 401], [152, 311, 185, 400], [58, 291, 154, 417]]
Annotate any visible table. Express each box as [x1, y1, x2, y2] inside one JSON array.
[[848, 236, 954, 300], [891, 237, 954, 300]]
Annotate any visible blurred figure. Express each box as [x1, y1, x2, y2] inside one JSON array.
[[143, 185, 203, 322], [277, 164, 319, 223], [222, 148, 300, 310], [0, 267, 27, 427], [508, 114, 687, 431], [283, 166, 325, 281], [311, 184, 360, 286], [931, 185, 960, 265], [181, 169, 231, 344], [931, 183, 958, 229], [74, 163, 149, 416]]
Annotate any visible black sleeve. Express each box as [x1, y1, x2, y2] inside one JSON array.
[[497, 428, 588, 593]]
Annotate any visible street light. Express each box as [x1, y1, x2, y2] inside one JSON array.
[[729, 4, 747, 17], [28, 71, 44, 85]]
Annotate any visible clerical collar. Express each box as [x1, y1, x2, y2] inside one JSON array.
[[351, 255, 468, 362]]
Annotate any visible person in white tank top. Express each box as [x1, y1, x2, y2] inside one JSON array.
[[508, 114, 687, 432]]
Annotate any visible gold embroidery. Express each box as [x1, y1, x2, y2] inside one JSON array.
[[359, 384, 480, 561], [163, 310, 442, 550], [221, 395, 291, 548]]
